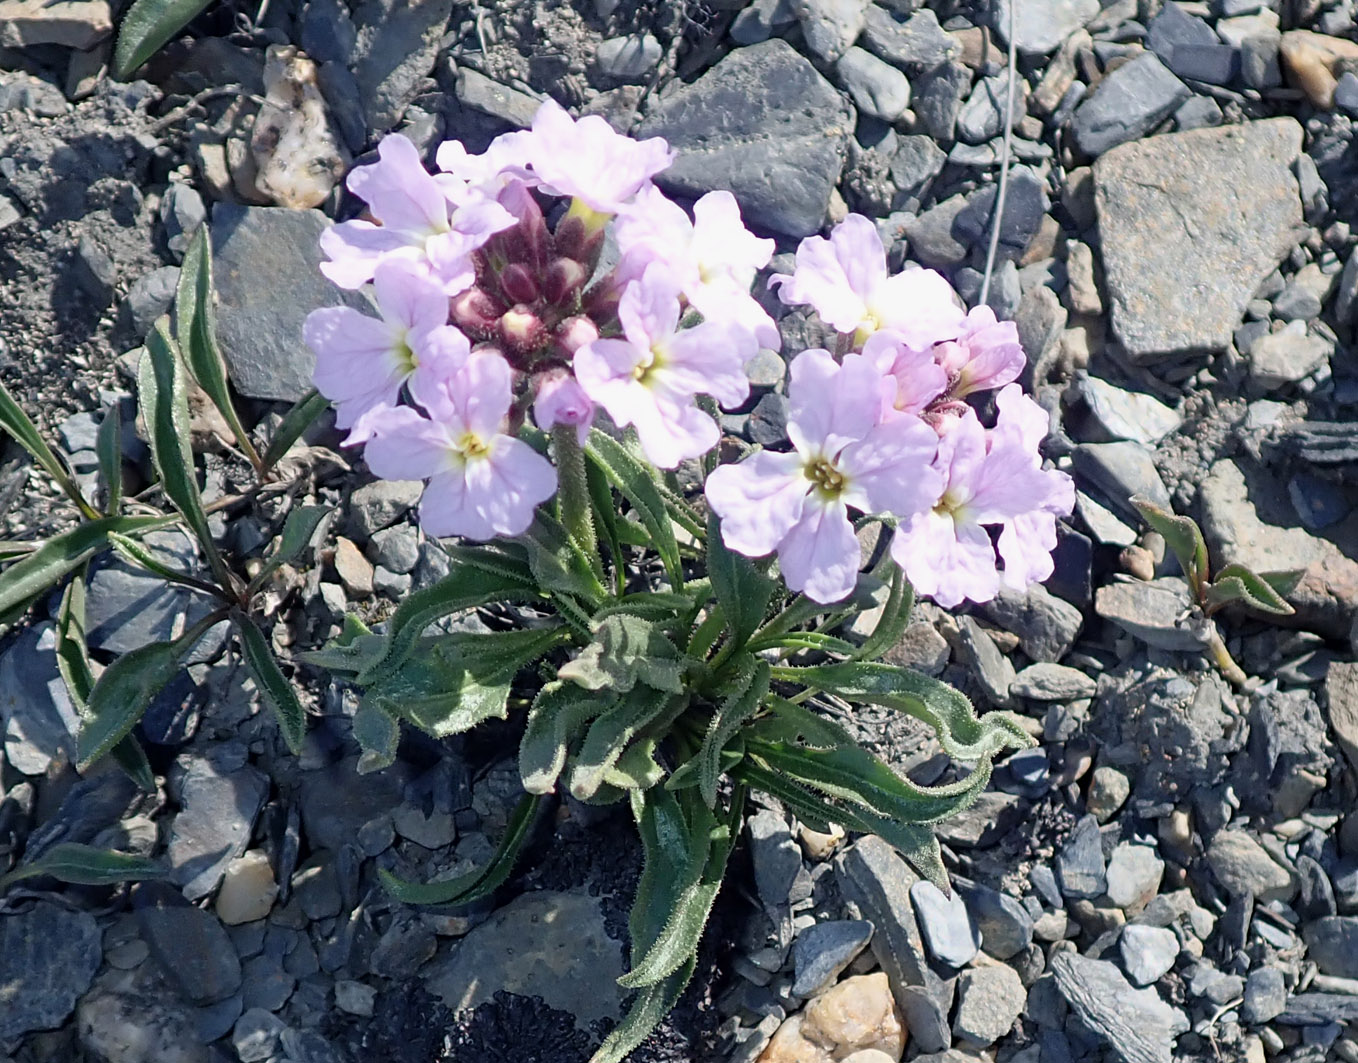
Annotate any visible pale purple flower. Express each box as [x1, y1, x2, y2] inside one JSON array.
[[434, 131, 538, 219], [615, 186, 780, 349], [523, 99, 673, 215], [533, 369, 595, 443], [769, 215, 966, 347], [573, 265, 755, 469], [320, 133, 516, 293], [933, 306, 1026, 399], [361, 350, 557, 540], [889, 385, 1074, 608], [706, 349, 942, 604], [304, 259, 471, 443], [863, 330, 948, 417]]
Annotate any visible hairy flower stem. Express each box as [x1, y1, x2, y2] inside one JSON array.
[[553, 425, 602, 580], [1207, 627, 1248, 687]]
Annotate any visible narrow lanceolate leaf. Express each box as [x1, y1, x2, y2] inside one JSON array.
[[380, 793, 541, 906], [603, 737, 666, 792], [519, 510, 607, 604], [0, 515, 168, 618], [107, 531, 222, 597], [234, 612, 306, 755], [262, 389, 329, 471], [706, 512, 775, 651], [0, 843, 165, 891], [775, 661, 1032, 763], [854, 564, 914, 663], [570, 687, 686, 801], [591, 961, 694, 1063], [841, 805, 949, 892], [113, 0, 213, 77], [586, 430, 684, 589], [1130, 495, 1209, 597], [591, 592, 700, 627], [139, 319, 231, 587], [353, 701, 400, 774], [1204, 562, 1298, 617], [0, 375, 92, 516], [95, 401, 123, 515], [698, 657, 769, 808], [558, 614, 686, 694], [77, 610, 222, 770], [628, 787, 709, 955], [354, 555, 539, 686], [519, 682, 614, 794], [176, 227, 261, 470], [245, 505, 329, 597]]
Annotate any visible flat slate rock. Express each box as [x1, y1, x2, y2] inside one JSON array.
[[990, 0, 1099, 55], [1072, 53, 1190, 158], [636, 38, 853, 237], [349, 0, 454, 133], [1094, 118, 1304, 361], [210, 203, 369, 401], [0, 903, 103, 1040], [1051, 951, 1188, 1063]]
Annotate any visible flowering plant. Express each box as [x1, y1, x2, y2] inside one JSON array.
[[301, 100, 1071, 1060]]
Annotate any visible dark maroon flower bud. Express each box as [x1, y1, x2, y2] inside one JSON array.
[[543, 256, 589, 307], [553, 213, 605, 269], [450, 287, 505, 339], [582, 276, 623, 329], [492, 193, 550, 270], [499, 262, 541, 305], [499, 305, 548, 357]]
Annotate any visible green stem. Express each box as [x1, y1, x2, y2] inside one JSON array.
[[1207, 627, 1248, 687], [553, 424, 603, 581]]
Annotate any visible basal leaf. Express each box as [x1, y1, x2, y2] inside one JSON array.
[[842, 805, 949, 892], [107, 531, 220, 597], [261, 389, 329, 472], [1204, 562, 1298, 617], [603, 737, 666, 792], [698, 657, 769, 808], [519, 681, 613, 795], [353, 700, 400, 774], [1130, 495, 1208, 596], [853, 564, 914, 662], [113, 0, 213, 77], [380, 793, 541, 906], [0, 374, 91, 516], [558, 614, 686, 694], [586, 430, 684, 589], [706, 512, 775, 652], [589, 961, 695, 1063], [0, 842, 165, 891], [234, 612, 306, 754], [570, 686, 685, 801], [245, 505, 329, 597], [749, 694, 856, 750], [95, 401, 123, 515]]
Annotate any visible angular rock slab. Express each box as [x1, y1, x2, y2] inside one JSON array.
[[210, 203, 369, 401], [1094, 118, 1304, 361], [1051, 951, 1189, 1063], [0, 903, 103, 1040], [636, 38, 853, 237], [424, 891, 624, 1030]]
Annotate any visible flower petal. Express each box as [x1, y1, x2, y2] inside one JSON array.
[[839, 414, 943, 519], [891, 509, 999, 609], [705, 450, 807, 558], [347, 134, 448, 236], [361, 405, 453, 482], [777, 494, 860, 604]]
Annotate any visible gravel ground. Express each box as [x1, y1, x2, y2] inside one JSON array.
[[1, 1, 1358, 1062]]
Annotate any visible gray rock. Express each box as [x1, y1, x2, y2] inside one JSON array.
[[73, 233, 117, 306], [748, 391, 789, 446], [596, 33, 662, 78], [1071, 375, 1183, 445], [123, 265, 181, 339], [424, 891, 624, 1030], [954, 879, 1032, 960], [990, 0, 1098, 55], [167, 748, 269, 901], [835, 836, 951, 1052], [794, 0, 869, 61], [1072, 441, 1170, 523], [0, 70, 67, 116], [368, 910, 437, 978], [1105, 842, 1165, 912], [0, 903, 102, 1040], [1274, 273, 1325, 322], [911, 60, 971, 142], [301, 0, 357, 64], [233, 1008, 288, 1063], [911, 880, 980, 967], [1174, 94, 1223, 131], [957, 73, 1020, 145], [1247, 322, 1332, 392], [956, 616, 1015, 708], [1243, 966, 1288, 1023], [1188, 965, 1244, 1005], [1051, 951, 1189, 1063], [1119, 923, 1179, 986], [1304, 917, 1358, 979], [456, 68, 540, 128], [1094, 577, 1213, 652], [298, 756, 412, 851], [318, 60, 367, 153], [748, 809, 803, 911], [953, 964, 1025, 1046], [368, 525, 420, 574], [139, 905, 242, 1005], [0, 623, 79, 775], [161, 182, 206, 260], [792, 919, 874, 996], [953, 168, 1049, 261], [1072, 53, 1189, 158], [1147, 1, 1216, 65], [1055, 814, 1107, 900], [980, 584, 1083, 663], [836, 46, 911, 121], [349, 0, 454, 133], [905, 193, 969, 268], [860, 6, 957, 69], [1094, 118, 1303, 361], [730, 0, 799, 45], [1337, 70, 1358, 115], [240, 952, 294, 1012], [637, 40, 852, 238], [1011, 663, 1096, 701], [348, 479, 424, 539], [211, 203, 368, 400], [1207, 829, 1294, 901]]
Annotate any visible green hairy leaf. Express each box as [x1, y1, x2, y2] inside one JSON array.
[[706, 512, 775, 652], [569, 686, 686, 801], [698, 657, 769, 808], [604, 737, 667, 792], [353, 701, 400, 774], [234, 613, 306, 754], [107, 531, 218, 596], [519, 510, 608, 604], [380, 793, 541, 906], [519, 682, 613, 795], [114, 0, 213, 77], [176, 228, 261, 470], [246, 505, 329, 596], [1204, 562, 1299, 616], [1130, 495, 1208, 595], [0, 375, 92, 517], [854, 564, 914, 662], [0, 843, 165, 891], [587, 430, 684, 589], [95, 401, 123, 515], [591, 961, 695, 1063], [262, 389, 329, 471], [558, 614, 686, 694]]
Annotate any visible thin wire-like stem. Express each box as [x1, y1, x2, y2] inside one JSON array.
[[979, 0, 1020, 308]]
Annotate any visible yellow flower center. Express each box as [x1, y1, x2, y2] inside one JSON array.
[[804, 458, 846, 499]]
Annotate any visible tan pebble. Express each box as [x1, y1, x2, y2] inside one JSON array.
[[838, 1051, 899, 1063], [798, 822, 846, 861], [1120, 545, 1155, 582], [802, 972, 906, 1061], [758, 1015, 832, 1063], [1281, 30, 1358, 108], [334, 536, 374, 597], [215, 850, 277, 925]]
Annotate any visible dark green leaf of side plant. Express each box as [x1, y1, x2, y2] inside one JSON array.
[[95, 401, 123, 515], [246, 505, 329, 596], [1130, 495, 1208, 594], [706, 512, 775, 651], [557, 614, 686, 694], [586, 430, 684, 590], [380, 793, 542, 906], [78, 630, 196, 770], [0, 375, 83, 507], [113, 0, 213, 77], [234, 613, 306, 754], [1204, 562, 1298, 616], [0, 842, 165, 891]]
